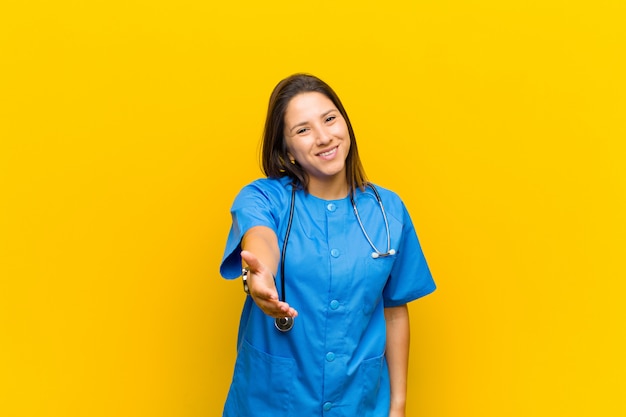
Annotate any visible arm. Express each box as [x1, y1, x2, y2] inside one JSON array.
[[384, 304, 410, 417], [241, 225, 298, 319]]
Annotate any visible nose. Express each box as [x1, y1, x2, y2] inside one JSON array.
[[316, 126, 332, 145]]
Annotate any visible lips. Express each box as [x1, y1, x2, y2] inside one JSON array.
[[317, 146, 338, 157]]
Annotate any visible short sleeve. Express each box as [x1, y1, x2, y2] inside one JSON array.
[[219, 180, 284, 279], [382, 202, 436, 307]]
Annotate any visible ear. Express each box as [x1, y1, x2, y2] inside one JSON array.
[[287, 152, 296, 164]]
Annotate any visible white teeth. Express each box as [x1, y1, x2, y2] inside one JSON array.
[[319, 147, 337, 157]]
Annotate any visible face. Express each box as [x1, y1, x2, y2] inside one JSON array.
[[283, 92, 351, 190]]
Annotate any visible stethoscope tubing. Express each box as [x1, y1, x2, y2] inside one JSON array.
[[275, 186, 297, 332]]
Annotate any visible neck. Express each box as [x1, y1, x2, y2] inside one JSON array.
[[307, 177, 349, 200]]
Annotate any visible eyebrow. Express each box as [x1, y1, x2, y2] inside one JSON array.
[[288, 108, 338, 134]]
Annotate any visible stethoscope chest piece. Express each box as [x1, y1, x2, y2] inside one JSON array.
[[275, 317, 294, 332]]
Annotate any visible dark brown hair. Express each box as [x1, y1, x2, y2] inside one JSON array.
[[261, 73, 367, 193]]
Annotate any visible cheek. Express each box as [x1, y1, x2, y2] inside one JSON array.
[[285, 142, 306, 163], [336, 124, 350, 147], [334, 121, 350, 139], [284, 138, 296, 156]]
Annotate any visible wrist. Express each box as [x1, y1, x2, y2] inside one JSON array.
[[390, 397, 406, 412], [241, 267, 250, 294]]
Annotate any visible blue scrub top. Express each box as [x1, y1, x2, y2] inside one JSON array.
[[220, 177, 435, 417]]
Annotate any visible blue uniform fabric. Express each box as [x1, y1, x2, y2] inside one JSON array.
[[220, 176, 435, 417]]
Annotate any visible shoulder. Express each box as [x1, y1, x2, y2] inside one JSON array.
[[238, 177, 292, 198], [233, 177, 293, 208], [368, 182, 404, 208], [366, 182, 411, 223]]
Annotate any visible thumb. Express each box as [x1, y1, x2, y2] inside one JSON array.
[[240, 250, 262, 272]]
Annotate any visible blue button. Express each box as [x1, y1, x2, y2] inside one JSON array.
[[330, 300, 339, 310], [326, 203, 336, 212], [323, 402, 333, 411], [330, 249, 339, 257], [326, 352, 335, 362]]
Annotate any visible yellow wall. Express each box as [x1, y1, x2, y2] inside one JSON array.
[[1, 1, 624, 416]]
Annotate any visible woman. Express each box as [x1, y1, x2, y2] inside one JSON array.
[[220, 74, 435, 417]]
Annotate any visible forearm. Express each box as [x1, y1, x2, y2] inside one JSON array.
[[384, 304, 410, 415], [241, 225, 279, 274], [240, 225, 297, 318]]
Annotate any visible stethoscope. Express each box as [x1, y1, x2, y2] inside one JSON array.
[[274, 183, 395, 332]]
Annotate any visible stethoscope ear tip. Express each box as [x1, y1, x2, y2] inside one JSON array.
[[371, 249, 396, 259]]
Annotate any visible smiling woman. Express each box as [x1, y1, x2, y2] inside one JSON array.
[[2, 1, 624, 416], [283, 92, 351, 199], [260, 74, 368, 198], [218, 74, 436, 417]]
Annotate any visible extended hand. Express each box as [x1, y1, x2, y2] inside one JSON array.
[[241, 250, 298, 319]]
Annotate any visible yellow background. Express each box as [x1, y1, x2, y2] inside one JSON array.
[[1, 0, 624, 416]]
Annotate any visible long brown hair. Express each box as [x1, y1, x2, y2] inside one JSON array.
[[261, 73, 367, 193]]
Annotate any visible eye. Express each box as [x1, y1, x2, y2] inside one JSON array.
[[325, 115, 336, 123], [296, 127, 309, 135]]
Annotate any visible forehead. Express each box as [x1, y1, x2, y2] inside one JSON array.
[[284, 92, 336, 121]]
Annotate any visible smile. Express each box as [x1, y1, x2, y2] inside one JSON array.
[[317, 147, 338, 157]]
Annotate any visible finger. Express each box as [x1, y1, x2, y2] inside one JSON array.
[[255, 298, 297, 318], [276, 302, 298, 317], [240, 250, 261, 272], [256, 299, 286, 318], [253, 285, 279, 302]]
